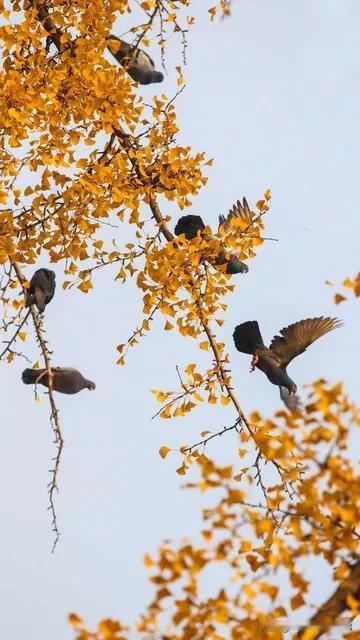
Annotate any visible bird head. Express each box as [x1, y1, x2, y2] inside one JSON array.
[[152, 71, 164, 83], [87, 381, 96, 391], [289, 383, 297, 395], [227, 255, 249, 274]]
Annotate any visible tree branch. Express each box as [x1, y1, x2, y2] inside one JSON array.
[[11, 261, 63, 552], [294, 559, 360, 639]]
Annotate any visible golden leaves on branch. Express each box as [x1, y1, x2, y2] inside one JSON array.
[[126, 381, 360, 638], [151, 357, 230, 421], [0, 0, 209, 271], [327, 273, 360, 305], [68, 613, 129, 640], [128, 192, 269, 362]]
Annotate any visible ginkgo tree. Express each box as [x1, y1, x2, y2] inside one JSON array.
[[0, 1, 358, 638]]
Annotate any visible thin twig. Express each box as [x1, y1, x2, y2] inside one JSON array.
[[183, 419, 241, 453], [0, 308, 31, 361]]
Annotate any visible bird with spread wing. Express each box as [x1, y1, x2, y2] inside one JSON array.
[[174, 197, 257, 275], [233, 317, 342, 408]]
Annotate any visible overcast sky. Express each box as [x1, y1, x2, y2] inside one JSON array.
[[1, 1, 359, 638]]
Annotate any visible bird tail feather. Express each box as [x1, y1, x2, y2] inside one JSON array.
[[233, 321, 265, 354], [174, 215, 205, 240]]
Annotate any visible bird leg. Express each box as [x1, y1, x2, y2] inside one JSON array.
[[249, 354, 259, 372]]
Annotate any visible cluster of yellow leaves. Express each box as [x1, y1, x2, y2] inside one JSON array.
[[208, 1, 232, 21], [0, 0, 216, 362], [0, 0, 208, 271], [330, 274, 360, 305], [68, 614, 129, 640], [116, 193, 269, 367], [151, 359, 231, 421], [70, 380, 360, 639]]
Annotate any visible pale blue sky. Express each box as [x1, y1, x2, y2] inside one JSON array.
[[1, 1, 359, 638]]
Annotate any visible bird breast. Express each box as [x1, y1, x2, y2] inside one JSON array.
[[255, 351, 285, 384], [135, 50, 154, 71]]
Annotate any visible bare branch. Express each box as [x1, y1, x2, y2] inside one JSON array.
[[182, 419, 241, 453]]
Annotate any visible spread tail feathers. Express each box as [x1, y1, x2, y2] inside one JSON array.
[[174, 215, 205, 240], [233, 321, 265, 354]]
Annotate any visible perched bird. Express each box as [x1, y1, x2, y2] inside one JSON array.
[[25, 268, 56, 313], [106, 35, 164, 85], [233, 317, 342, 406], [174, 197, 253, 275], [22, 367, 96, 394]]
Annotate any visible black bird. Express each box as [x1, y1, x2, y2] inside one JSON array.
[[22, 367, 96, 394], [107, 35, 164, 85], [174, 197, 253, 275], [25, 268, 56, 313], [233, 317, 342, 406]]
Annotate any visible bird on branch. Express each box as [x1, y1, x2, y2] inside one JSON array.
[[233, 317, 342, 407], [174, 197, 254, 275], [22, 367, 96, 394], [25, 268, 56, 313], [106, 35, 164, 85]]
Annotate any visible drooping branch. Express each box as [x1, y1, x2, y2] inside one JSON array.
[[11, 261, 63, 552]]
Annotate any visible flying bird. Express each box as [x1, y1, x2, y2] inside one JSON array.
[[25, 268, 56, 313], [107, 35, 164, 85], [174, 197, 253, 275], [233, 317, 342, 406], [22, 367, 96, 394]]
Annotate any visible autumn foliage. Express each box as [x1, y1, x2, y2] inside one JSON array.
[[0, 1, 359, 639]]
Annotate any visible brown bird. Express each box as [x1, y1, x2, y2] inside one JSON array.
[[107, 35, 164, 85], [233, 317, 342, 406], [174, 197, 253, 275], [22, 367, 96, 394], [25, 268, 56, 313]]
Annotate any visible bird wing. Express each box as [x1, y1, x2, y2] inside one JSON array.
[[218, 197, 252, 233], [107, 36, 127, 61], [34, 284, 47, 312], [270, 317, 342, 368]]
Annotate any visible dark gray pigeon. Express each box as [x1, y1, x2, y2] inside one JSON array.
[[25, 268, 56, 313], [107, 35, 164, 85], [233, 317, 342, 406], [22, 367, 96, 394], [174, 198, 252, 275]]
